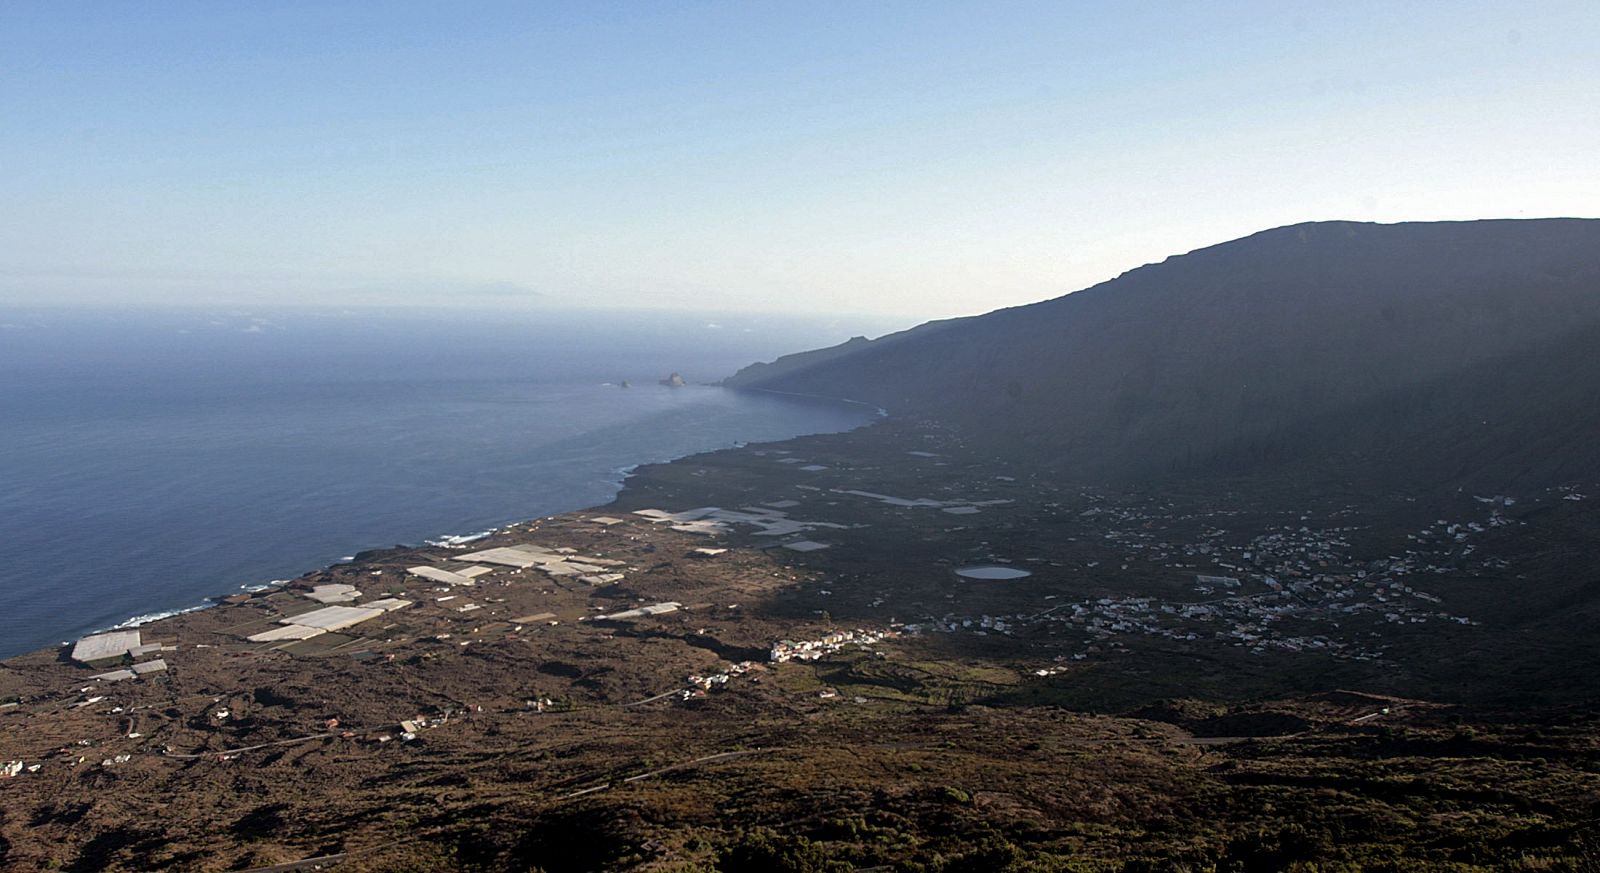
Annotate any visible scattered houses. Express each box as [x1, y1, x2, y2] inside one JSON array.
[[770, 627, 901, 663]]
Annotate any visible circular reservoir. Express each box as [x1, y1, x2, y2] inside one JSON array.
[[953, 565, 1032, 580]]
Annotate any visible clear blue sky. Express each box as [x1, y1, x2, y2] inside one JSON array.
[[2, 1, 1596, 318]]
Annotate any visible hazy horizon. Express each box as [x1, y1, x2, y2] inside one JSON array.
[[3, 2, 1597, 319]]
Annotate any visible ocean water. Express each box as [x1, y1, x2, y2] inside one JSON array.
[[0, 307, 888, 658]]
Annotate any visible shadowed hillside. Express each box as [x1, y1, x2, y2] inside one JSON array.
[[725, 219, 1600, 489]]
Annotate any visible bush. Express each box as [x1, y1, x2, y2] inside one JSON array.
[[938, 786, 972, 805], [717, 829, 851, 873]]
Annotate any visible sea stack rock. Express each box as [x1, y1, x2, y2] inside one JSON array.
[[660, 372, 686, 387]]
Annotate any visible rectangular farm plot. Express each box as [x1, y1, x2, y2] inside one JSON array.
[[247, 624, 328, 643], [408, 566, 479, 586], [246, 598, 406, 644], [71, 630, 142, 663], [453, 545, 557, 568], [286, 605, 387, 631]]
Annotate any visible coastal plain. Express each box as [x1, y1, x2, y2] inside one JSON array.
[[3, 417, 1600, 871]]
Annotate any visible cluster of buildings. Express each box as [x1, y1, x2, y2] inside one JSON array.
[[686, 660, 765, 692], [904, 614, 1014, 636], [890, 489, 1537, 668], [769, 627, 901, 663], [393, 710, 451, 743]]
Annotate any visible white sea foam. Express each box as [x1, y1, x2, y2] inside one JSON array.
[[426, 529, 495, 547], [109, 603, 213, 630]]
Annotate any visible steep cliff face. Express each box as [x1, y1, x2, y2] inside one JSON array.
[[726, 219, 1600, 488]]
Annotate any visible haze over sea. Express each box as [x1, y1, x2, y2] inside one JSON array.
[[0, 307, 892, 659]]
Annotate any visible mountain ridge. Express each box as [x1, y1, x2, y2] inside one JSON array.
[[725, 218, 1600, 489]]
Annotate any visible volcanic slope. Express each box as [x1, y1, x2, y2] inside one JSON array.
[[725, 219, 1600, 489]]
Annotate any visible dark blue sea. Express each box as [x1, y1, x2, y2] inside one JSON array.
[[0, 307, 891, 658]]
